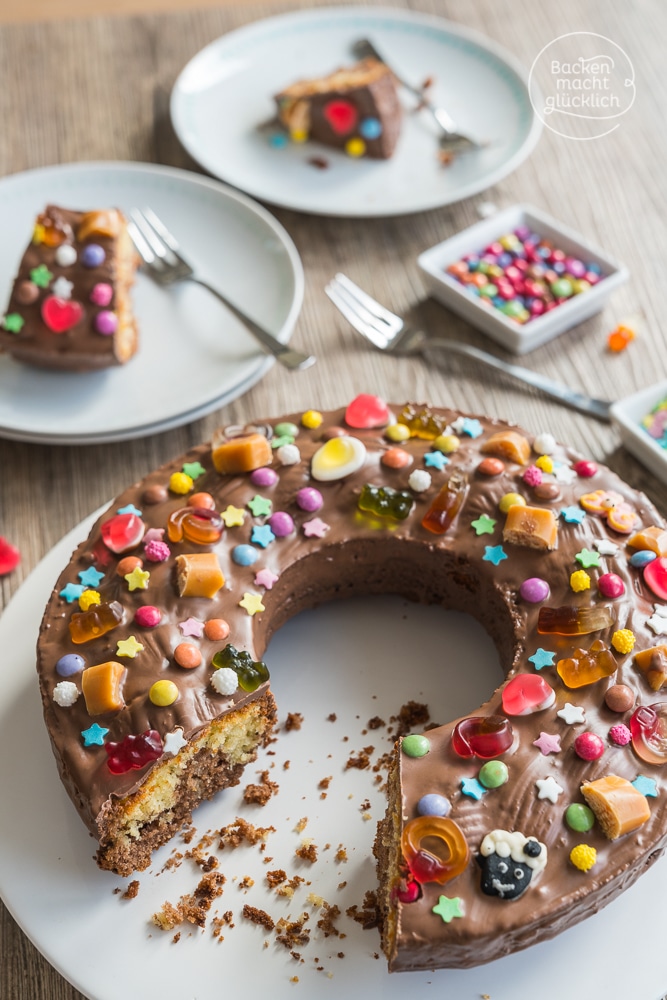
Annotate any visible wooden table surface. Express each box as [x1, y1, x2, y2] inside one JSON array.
[[1, 1, 666, 996]]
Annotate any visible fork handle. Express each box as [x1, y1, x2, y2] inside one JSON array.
[[420, 337, 612, 422], [191, 278, 315, 372]]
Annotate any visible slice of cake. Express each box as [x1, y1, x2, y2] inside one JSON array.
[[274, 57, 401, 159], [0, 205, 138, 371]]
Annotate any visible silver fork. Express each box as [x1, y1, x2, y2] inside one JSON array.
[[325, 273, 612, 422], [128, 208, 315, 372], [352, 38, 483, 153]]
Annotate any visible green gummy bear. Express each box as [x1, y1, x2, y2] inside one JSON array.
[[212, 643, 270, 693], [358, 484, 413, 520]]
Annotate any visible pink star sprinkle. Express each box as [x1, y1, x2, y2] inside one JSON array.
[[143, 527, 165, 544], [302, 517, 330, 538], [533, 732, 562, 756], [179, 617, 205, 638], [254, 568, 279, 590]]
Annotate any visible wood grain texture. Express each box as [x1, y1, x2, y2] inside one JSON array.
[[1, 1, 666, 996]]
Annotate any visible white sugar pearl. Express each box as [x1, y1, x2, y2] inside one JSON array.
[[277, 444, 300, 466], [408, 469, 431, 493], [211, 667, 238, 695], [53, 681, 79, 707], [55, 244, 77, 267], [533, 433, 556, 455]]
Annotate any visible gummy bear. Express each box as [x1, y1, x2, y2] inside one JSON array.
[[69, 601, 124, 644], [422, 472, 469, 535], [630, 704, 667, 765], [36, 210, 71, 247], [358, 484, 413, 520], [105, 729, 164, 774], [537, 605, 615, 635], [556, 639, 618, 688], [211, 644, 269, 692], [401, 816, 469, 885], [397, 403, 449, 440], [167, 506, 224, 544], [451, 716, 514, 759]]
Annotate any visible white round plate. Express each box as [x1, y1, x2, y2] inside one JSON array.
[[170, 5, 541, 218], [0, 162, 303, 444], [1, 515, 666, 1000]]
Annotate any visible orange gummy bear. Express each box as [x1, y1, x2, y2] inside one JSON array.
[[556, 639, 617, 688], [211, 432, 272, 475], [396, 403, 449, 440], [69, 601, 123, 644], [503, 504, 558, 550], [81, 660, 127, 715], [480, 430, 531, 466]]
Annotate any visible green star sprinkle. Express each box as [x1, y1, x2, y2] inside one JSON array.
[[575, 548, 601, 569], [432, 895, 465, 923], [2, 312, 24, 333], [30, 264, 53, 288], [182, 461, 206, 480], [471, 514, 497, 536], [247, 494, 272, 517]]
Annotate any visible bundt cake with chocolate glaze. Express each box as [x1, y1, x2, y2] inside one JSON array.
[[36, 396, 667, 970]]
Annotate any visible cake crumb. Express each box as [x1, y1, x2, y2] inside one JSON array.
[[121, 879, 140, 899], [296, 842, 318, 864], [218, 817, 275, 849], [294, 816, 308, 833], [277, 875, 306, 898], [152, 872, 226, 931], [344, 746, 374, 770], [335, 845, 348, 864], [266, 869, 287, 888], [393, 700, 429, 738], [275, 912, 311, 950], [346, 890, 380, 930], [284, 712, 304, 731], [243, 904, 275, 931], [239, 876, 255, 890], [283, 760, 291, 769], [243, 769, 279, 805], [172, 932, 180, 943], [367, 716, 385, 729], [326, 713, 337, 722], [316, 902, 341, 938]]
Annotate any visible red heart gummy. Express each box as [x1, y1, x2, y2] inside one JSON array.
[[0, 536, 20, 575], [345, 393, 391, 429], [501, 673, 556, 716], [323, 99, 358, 135], [644, 557, 667, 601], [41, 295, 84, 334]]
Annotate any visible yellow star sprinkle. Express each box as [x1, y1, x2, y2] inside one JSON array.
[[239, 592, 265, 616], [78, 590, 101, 611], [570, 569, 591, 593], [125, 566, 150, 591], [221, 504, 246, 527], [116, 635, 145, 658]]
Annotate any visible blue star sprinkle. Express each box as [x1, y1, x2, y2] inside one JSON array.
[[561, 506, 586, 525], [632, 774, 658, 797], [117, 503, 143, 517], [460, 777, 486, 800], [59, 582, 86, 603], [529, 648, 556, 671], [483, 545, 508, 566], [251, 524, 276, 549], [81, 723, 109, 747], [78, 566, 105, 588], [459, 417, 483, 439], [424, 451, 449, 470]]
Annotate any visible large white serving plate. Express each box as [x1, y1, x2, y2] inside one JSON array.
[[0, 162, 303, 443], [171, 5, 541, 217], [1, 513, 666, 1000]]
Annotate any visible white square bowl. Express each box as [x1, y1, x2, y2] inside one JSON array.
[[611, 379, 667, 487], [417, 203, 628, 354]]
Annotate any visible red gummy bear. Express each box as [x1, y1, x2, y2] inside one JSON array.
[[323, 99, 358, 135], [0, 536, 20, 575], [105, 729, 163, 774]]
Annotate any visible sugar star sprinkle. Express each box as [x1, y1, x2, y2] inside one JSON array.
[[303, 517, 330, 538], [432, 895, 464, 923], [471, 514, 497, 536], [648, 605, 667, 635], [529, 648, 555, 671], [116, 635, 144, 658], [533, 732, 561, 755], [254, 568, 279, 590], [221, 505, 245, 527], [453, 416, 483, 438], [561, 506, 587, 524], [424, 451, 449, 470], [78, 566, 105, 588], [247, 495, 272, 517], [81, 723, 109, 747], [179, 617, 204, 638], [554, 463, 577, 485], [117, 503, 143, 517], [575, 548, 601, 569], [2, 313, 24, 333], [163, 728, 187, 755], [30, 263, 53, 288], [251, 524, 276, 548], [535, 776, 564, 803], [59, 582, 86, 603], [460, 776, 486, 800], [239, 592, 265, 616], [182, 461, 206, 480], [143, 527, 165, 544], [632, 774, 658, 797], [483, 545, 507, 566], [125, 566, 150, 591], [557, 702, 586, 725], [593, 538, 619, 556], [51, 276, 73, 299]]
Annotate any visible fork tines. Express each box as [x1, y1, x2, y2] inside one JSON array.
[[325, 273, 401, 348]]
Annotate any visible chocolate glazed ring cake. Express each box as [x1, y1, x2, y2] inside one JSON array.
[[36, 396, 667, 971]]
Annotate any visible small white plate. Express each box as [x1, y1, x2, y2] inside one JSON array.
[[170, 5, 541, 217], [0, 162, 303, 444], [611, 379, 667, 486], [2, 513, 667, 1000], [418, 204, 628, 354]]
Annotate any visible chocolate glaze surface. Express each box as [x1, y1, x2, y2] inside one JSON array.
[[36, 403, 667, 968]]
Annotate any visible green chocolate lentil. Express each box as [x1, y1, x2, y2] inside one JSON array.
[[402, 733, 430, 758], [565, 802, 595, 832], [478, 760, 509, 789]]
